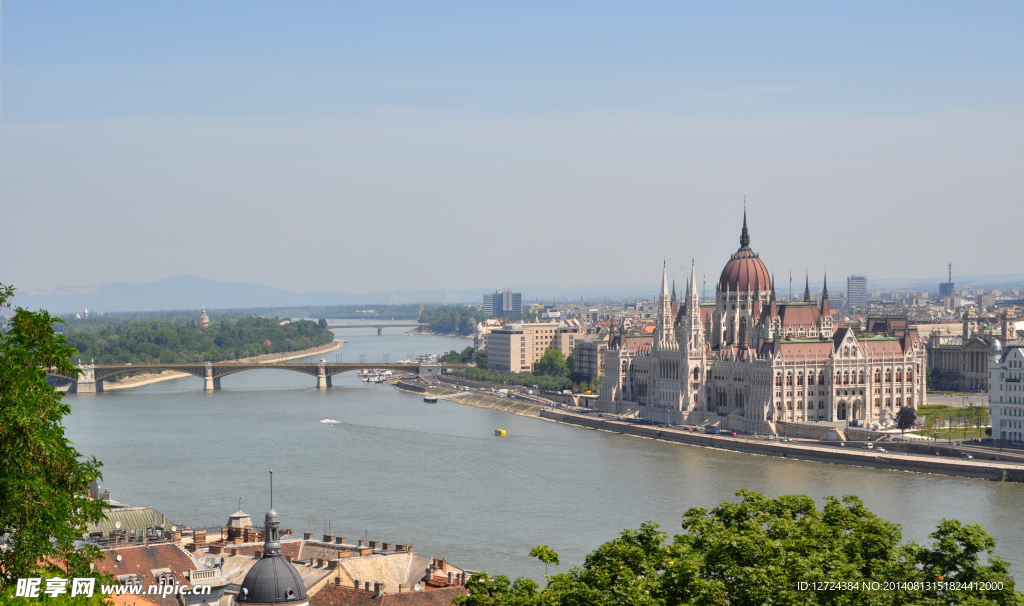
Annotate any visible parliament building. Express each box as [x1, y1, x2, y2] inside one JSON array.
[[596, 213, 928, 434]]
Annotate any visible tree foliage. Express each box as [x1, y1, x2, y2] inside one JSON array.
[[456, 490, 1022, 606], [65, 316, 333, 363], [420, 308, 485, 335], [896, 405, 918, 434], [535, 350, 569, 377], [0, 284, 108, 586], [440, 346, 476, 364]]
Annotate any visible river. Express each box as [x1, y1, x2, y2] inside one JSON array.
[[62, 324, 1024, 582]]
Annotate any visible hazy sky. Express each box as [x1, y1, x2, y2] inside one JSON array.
[[4, 2, 1023, 295]]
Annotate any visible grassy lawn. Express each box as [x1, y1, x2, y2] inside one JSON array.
[[918, 404, 988, 414], [910, 427, 990, 440]]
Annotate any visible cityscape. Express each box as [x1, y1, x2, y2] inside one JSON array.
[[3, 3, 1024, 606]]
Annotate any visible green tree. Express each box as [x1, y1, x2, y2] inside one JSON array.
[[528, 546, 559, 577], [535, 350, 569, 377], [458, 490, 1021, 606], [474, 348, 488, 369], [896, 405, 917, 435], [0, 284, 108, 586]]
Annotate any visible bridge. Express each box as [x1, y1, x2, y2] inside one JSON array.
[[67, 361, 466, 393], [326, 323, 427, 329]]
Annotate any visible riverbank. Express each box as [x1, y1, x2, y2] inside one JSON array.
[[541, 410, 1024, 482], [101, 341, 344, 390], [394, 380, 544, 417]]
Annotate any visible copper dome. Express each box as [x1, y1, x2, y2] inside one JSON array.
[[718, 210, 771, 292]]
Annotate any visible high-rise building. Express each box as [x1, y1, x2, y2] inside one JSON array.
[[939, 263, 955, 298], [482, 290, 522, 318], [846, 275, 867, 309]]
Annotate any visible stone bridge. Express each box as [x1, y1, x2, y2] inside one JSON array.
[[66, 361, 464, 393]]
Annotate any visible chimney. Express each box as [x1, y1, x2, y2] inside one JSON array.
[[364, 581, 371, 592], [254, 550, 262, 558], [354, 580, 360, 590], [382, 543, 392, 550], [358, 539, 366, 547], [323, 534, 334, 542], [448, 572, 454, 586], [368, 541, 378, 549], [303, 532, 313, 540], [374, 581, 384, 598], [334, 537, 346, 544]]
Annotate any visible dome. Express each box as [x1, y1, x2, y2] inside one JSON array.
[[718, 211, 770, 292], [238, 556, 307, 604], [199, 306, 209, 320]]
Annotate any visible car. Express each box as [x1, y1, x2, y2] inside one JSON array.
[[838, 442, 845, 447], [990, 456, 1000, 461], [731, 432, 737, 437], [862, 442, 874, 449], [961, 453, 974, 460], [876, 447, 887, 453], [767, 435, 776, 440]]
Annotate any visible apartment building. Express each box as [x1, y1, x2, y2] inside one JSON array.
[[487, 321, 582, 373]]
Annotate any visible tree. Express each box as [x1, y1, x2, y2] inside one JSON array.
[[0, 284, 108, 586], [535, 350, 569, 377], [474, 348, 488, 369], [896, 405, 917, 435], [457, 490, 1021, 606], [528, 546, 559, 577]]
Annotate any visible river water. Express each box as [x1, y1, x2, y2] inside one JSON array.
[[63, 325, 1024, 581]]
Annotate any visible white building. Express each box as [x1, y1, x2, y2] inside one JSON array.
[[988, 340, 1024, 444], [597, 213, 927, 434]]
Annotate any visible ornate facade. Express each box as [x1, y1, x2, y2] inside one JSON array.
[[596, 214, 928, 433]]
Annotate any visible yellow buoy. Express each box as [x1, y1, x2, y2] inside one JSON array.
[[494, 429, 507, 437]]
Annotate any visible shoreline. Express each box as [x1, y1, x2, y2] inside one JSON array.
[[101, 341, 345, 391]]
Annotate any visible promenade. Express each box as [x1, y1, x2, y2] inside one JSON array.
[[541, 410, 1024, 483]]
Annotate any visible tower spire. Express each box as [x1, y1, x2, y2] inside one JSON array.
[[739, 201, 750, 249], [803, 272, 811, 302]]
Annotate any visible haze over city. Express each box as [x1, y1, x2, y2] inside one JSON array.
[[4, 2, 1023, 298]]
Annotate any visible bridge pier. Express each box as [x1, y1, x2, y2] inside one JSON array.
[[317, 361, 332, 388], [203, 362, 221, 391], [73, 363, 102, 393]]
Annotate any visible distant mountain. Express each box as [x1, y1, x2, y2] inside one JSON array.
[[10, 276, 662, 313]]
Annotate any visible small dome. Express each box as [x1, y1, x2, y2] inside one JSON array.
[[238, 556, 307, 604], [199, 306, 210, 320], [265, 509, 279, 524]]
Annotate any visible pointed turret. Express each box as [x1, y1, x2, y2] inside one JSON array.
[[656, 262, 677, 349], [803, 273, 811, 302], [683, 260, 704, 350], [739, 207, 750, 249], [820, 273, 831, 316], [671, 278, 678, 318]]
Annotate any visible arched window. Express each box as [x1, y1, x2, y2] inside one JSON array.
[[836, 372, 842, 384], [885, 398, 891, 407], [786, 373, 793, 386], [896, 369, 903, 382], [808, 373, 815, 386], [818, 372, 825, 385], [874, 369, 881, 383], [874, 398, 880, 407], [895, 397, 902, 407], [797, 373, 804, 386], [885, 369, 892, 383], [693, 367, 700, 381], [774, 374, 782, 387], [858, 371, 865, 384], [843, 371, 850, 386], [908, 371, 913, 383], [707, 369, 712, 381]]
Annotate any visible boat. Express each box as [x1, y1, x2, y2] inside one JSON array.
[[320, 417, 339, 424], [424, 396, 438, 403], [495, 429, 507, 437]]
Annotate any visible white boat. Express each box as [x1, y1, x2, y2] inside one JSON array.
[[424, 396, 438, 403], [320, 417, 339, 424]]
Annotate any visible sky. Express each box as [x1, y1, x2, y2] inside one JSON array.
[[3, 2, 1023, 296]]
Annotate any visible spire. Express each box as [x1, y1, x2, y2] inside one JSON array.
[[263, 470, 281, 557], [820, 273, 831, 317], [739, 203, 750, 249], [803, 272, 811, 302], [822, 272, 829, 298]]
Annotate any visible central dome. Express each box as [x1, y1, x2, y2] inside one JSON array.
[[718, 211, 771, 292]]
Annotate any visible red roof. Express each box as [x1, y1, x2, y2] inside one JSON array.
[[719, 248, 771, 293], [311, 584, 467, 606]]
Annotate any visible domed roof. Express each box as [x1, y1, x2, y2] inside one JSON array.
[[199, 306, 209, 320], [238, 555, 307, 604], [718, 212, 771, 292]]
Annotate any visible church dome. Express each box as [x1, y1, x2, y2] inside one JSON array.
[[718, 212, 771, 292], [238, 555, 307, 604]]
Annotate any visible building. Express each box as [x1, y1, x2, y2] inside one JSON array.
[[939, 263, 955, 298], [199, 307, 210, 329], [929, 309, 1018, 392], [487, 321, 582, 373], [596, 213, 927, 433], [482, 290, 522, 318], [846, 275, 868, 309], [472, 319, 503, 352], [574, 334, 609, 379], [989, 340, 1024, 444]]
